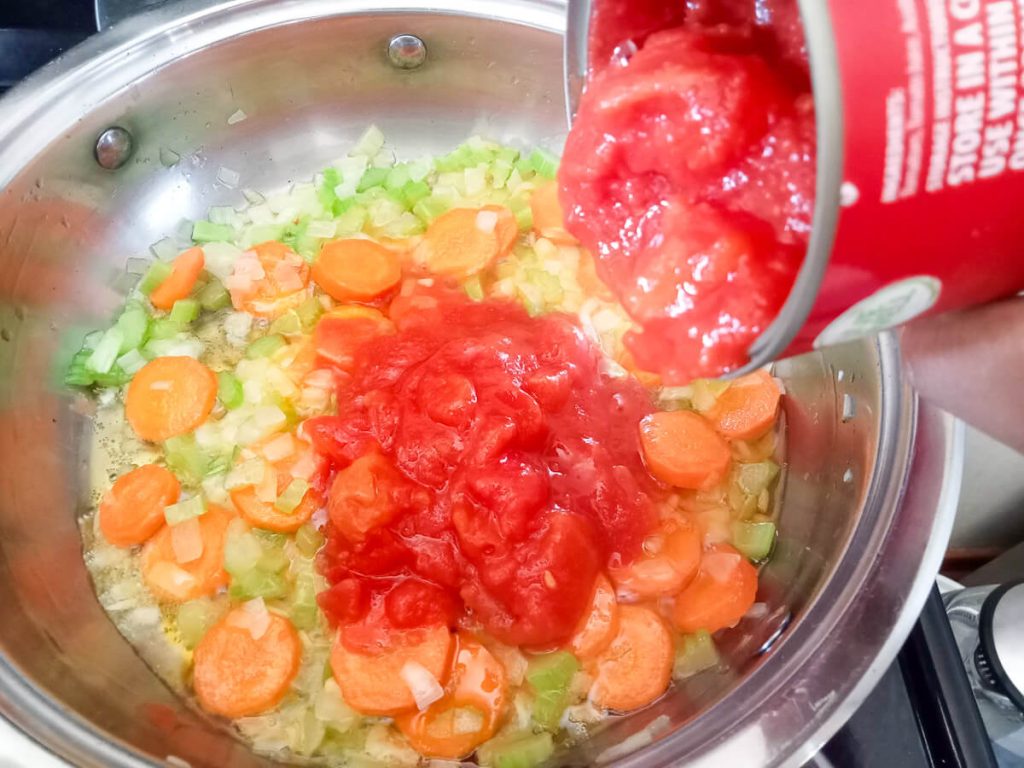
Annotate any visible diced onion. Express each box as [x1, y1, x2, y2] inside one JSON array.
[[228, 597, 270, 640], [289, 450, 319, 481], [401, 661, 444, 711], [255, 468, 278, 503], [452, 707, 485, 735], [225, 459, 267, 490], [314, 679, 358, 727], [164, 495, 206, 526], [227, 108, 247, 125], [217, 166, 241, 188], [306, 220, 337, 239], [475, 209, 498, 234], [223, 312, 253, 345], [262, 433, 295, 462], [149, 237, 180, 261], [171, 517, 204, 564], [254, 405, 287, 430], [703, 551, 743, 583]]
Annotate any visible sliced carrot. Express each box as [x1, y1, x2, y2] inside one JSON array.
[[193, 608, 301, 718], [328, 450, 402, 542], [149, 247, 205, 310], [412, 206, 515, 278], [140, 504, 233, 602], [530, 182, 578, 245], [568, 573, 619, 660], [609, 518, 702, 599], [313, 305, 395, 372], [672, 544, 758, 635], [330, 624, 454, 716], [705, 369, 781, 441], [312, 239, 402, 302], [639, 410, 732, 489], [618, 348, 662, 389], [229, 240, 310, 318], [99, 464, 181, 547], [589, 605, 673, 712], [125, 356, 218, 442], [395, 634, 509, 759], [230, 466, 324, 534]]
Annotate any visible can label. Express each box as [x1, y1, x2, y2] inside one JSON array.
[[789, 0, 1024, 353]]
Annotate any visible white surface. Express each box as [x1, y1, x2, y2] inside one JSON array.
[[0, 716, 65, 768], [951, 425, 1024, 549]]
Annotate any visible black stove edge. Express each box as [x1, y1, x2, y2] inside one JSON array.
[[0, 28, 92, 93]]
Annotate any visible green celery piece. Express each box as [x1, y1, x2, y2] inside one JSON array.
[[532, 688, 568, 731], [138, 261, 173, 296], [357, 167, 389, 192], [384, 163, 411, 191], [297, 296, 324, 330], [526, 650, 579, 729], [295, 523, 325, 557], [229, 568, 289, 600], [511, 198, 534, 231], [496, 147, 521, 165], [64, 349, 97, 387], [290, 574, 320, 630], [412, 196, 451, 224], [192, 220, 234, 243], [674, 630, 720, 679], [86, 326, 124, 374], [115, 303, 150, 353], [269, 311, 302, 336], [217, 371, 243, 410], [169, 298, 200, 325], [224, 529, 264, 575], [245, 223, 287, 245], [275, 478, 310, 514], [478, 732, 554, 768], [149, 318, 185, 340], [737, 461, 780, 495], [245, 333, 287, 359], [318, 167, 341, 209], [163, 433, 209, 486], [401, 180, 431, 208], [334, 204, 368, 235], [528, 148, 560, 179], [491, 159, 514, 188], [464, 276, 485, 301], [731, 520, 776, 561], [197, 278, 231, 311], [164, 494, 206, 525], [176, 599, 219, 650]]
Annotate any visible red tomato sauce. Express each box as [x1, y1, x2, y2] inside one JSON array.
[[308, 288, 662, 649], [560, 0, 815, 383]]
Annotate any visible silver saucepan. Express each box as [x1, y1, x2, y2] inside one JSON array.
[[0, 1, 962, 766]]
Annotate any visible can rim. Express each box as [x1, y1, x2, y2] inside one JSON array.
[[739, 0, 843, 375]]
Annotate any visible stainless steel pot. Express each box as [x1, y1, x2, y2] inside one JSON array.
[[0, 2, 963, 766]]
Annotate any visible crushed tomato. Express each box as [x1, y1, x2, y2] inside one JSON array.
[[310, 288, 662, 648], [560, 0, 815, 383]]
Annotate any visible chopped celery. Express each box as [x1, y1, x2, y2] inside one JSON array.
[[464, 275, 485, 301], [65, 349, 96, 387], [412, 196, 450, 223], [511, 198, 534, 231], [477, 732, 554, 768], [528, 148, 560, 179], [297, 296, 324, 331], [115, 304, 150, 352], [526, 650, 579, 730], [169, 298, 200, 325], [497, 146, 521, 165], [138, 260, 173, 296], [229, 568, 288, 600], [243, 223, 287, 246], [148, 318, 185, 340], [357, 166, 389, 192], [737, 461, 780, 495], [86, 327, 125, 374], [295, 524, 325, 557], [197, 278, 231, 311], [318, 167, 341, 209], [491, 159, 514, 188], [164, 494, 206, 526], [691, 378, 731, 412], [192, 220, 234, 243], [334, 204, 367, 235], [164, 434, 209, 486], [269, 311, 302, 336], [384, 164, 410, 191], [245, 334, 287, 359], [352, 125, 385, 157], [257, 542, 290, 573], [224, 528, 264, 575], [275, 478, 310, 514], [291, 573, 319, 630], [528, 269, 564, 303], [116, 348, 146, 375], [176, 599, 220, 649], [674, 630, 720, 679], [731, 520, 776, 561], [400, 180, 431, 208]]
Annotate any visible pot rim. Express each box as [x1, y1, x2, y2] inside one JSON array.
[[0, 2, 964, 767]]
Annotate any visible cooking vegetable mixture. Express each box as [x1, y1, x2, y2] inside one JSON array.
[[71, 129, 783, 767]]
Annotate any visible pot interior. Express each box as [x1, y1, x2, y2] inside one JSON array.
[[0, 3, 942, 767]]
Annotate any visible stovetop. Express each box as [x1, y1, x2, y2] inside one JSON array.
[[0, 3, 1001, 767]]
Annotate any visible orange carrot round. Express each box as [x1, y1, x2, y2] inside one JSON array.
[[639, 410, 732, 489], [312, 239, 402, 302], [672, 544, 758, 635], [99, 464, 180, 547], [568, 573, 619, 660], [313, 306, 395, 372], [330, 624, 454, 716], [193, 608, 302, 718], [150, 247, 205, 310], [230, 240, 310, 318], [125, 356, 218, 442], [589, 605, 673, 712], [705, 369, 781, 441], [230, 466, 323, 534], [609, 518, 702, 599], [395, 634, 509, 759], [412, 206, 515, 278], [328, 451, 403, 542], [140, 504, 232, 602], [530, 182, 577, 245]]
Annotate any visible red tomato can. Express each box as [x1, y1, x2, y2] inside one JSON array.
[[753, 0, 1024, 363]]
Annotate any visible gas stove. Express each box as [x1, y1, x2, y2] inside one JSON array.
[[0, 3, 1002, 767]]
